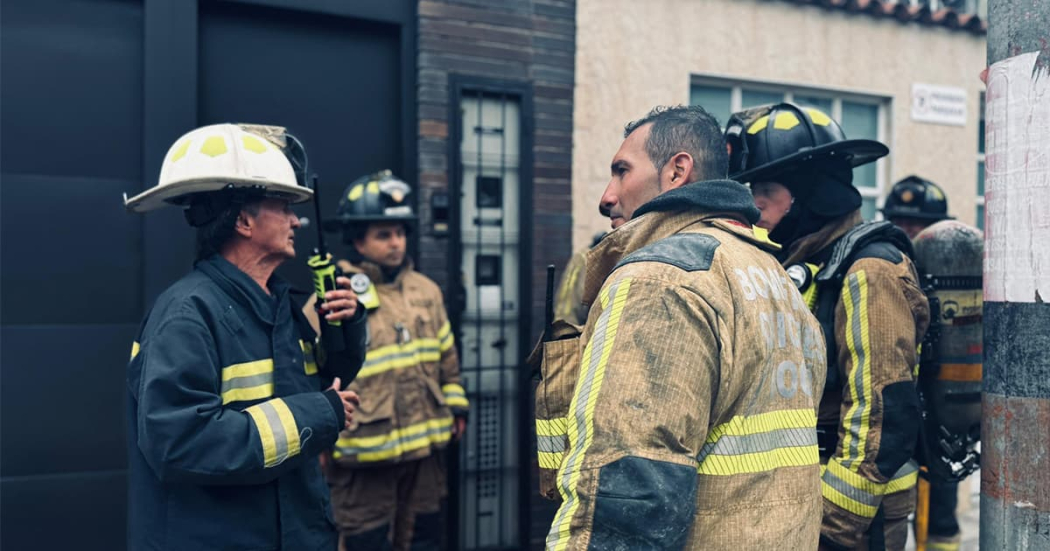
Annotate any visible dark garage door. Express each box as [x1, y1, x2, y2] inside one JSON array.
[[0, 1, 413, 548]]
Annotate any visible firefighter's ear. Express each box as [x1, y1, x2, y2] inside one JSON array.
[[234, 211, 253, 238], [663, 152, 695, 191]]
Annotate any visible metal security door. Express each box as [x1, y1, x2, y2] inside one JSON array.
[[449, 80, 533, 550]]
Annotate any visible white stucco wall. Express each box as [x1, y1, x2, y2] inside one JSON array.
[[572, 0, 987, 250]]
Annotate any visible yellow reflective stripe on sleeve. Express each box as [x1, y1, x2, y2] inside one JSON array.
[[539, 451, 564, 469], [130, 341, 140, 360], [821, 458, 917, 518], [356, 338, 442, 379], [696, 408, 819, 475], [441, 383, 469, 409], [299, 340, 318, 375], [334, 417, 453, 462], [269, 399, 301, 459], [547, 278, 631, 551], [840, 271, 872, 470], [536, 416, 568, 437], [885, 460, 919, 494], [244, 402, 276, 467], [438, 321, 455, 352], [220, 359, 275, 405], [821, 458, 881, 518], [537, 416, 569, 470]]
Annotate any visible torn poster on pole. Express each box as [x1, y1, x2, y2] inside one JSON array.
[[983, 51, 1050, 304]]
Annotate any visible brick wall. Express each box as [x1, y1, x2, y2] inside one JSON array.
[[416, 0, 575, 342], [415, 1, 574, 547]]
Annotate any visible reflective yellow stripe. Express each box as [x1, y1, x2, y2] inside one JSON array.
[[438, 322, 455, 352], [270, 399, 301, 459], [222, 385, 274, 404], [822, 459, 881, 517], [221, 359, 273, 381], [130, 341, 140, 360], [245, 404, 278, 467], [536, 417, 568, 437], [840, 271, 872, 470], [820, 458, 917, 518], [335, 417, 453, 463], [220, 359, 275, 405], [299, 340, 318, 376], [441, 383, 469, 409], [705, 408, 815, 438], [697, 409, 819, 475], [547, 278, 631, 551], [886, 460, 919, 494], [357, 339, 442, 379], [539, 451, 564, 469]]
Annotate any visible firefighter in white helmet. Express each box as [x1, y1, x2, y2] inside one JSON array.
[[123, 123, 368, 550]]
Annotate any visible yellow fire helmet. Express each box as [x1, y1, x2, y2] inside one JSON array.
[[123, 123, 313, 213]]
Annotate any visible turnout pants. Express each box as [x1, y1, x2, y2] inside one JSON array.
[[331, 453, 447, 551]]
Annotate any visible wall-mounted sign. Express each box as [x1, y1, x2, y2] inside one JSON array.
[[911, 83, 968, 126]]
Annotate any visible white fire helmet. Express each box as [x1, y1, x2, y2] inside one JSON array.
[[123, 123, 313, 213]]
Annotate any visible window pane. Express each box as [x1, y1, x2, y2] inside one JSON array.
[[841, 101, 879, 140], [842, 101, 880, 188], [690, 85, 732, 128], [977, 204, 984, 230], [861, 197, 878, 221], [794, 95, 833, 114], [853, 163, 877, 188], [977, 160, 985, 196], [741, 89, 784, 109]]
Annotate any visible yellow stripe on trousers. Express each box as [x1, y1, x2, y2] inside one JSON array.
[[546, 278, 631, 551]]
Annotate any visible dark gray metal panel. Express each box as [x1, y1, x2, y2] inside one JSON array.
[[1, 324, 136, 476], [198, 1, 403, 290], [1, 471, 126, 550], [142, 0, 199, 305], [1, 175, 142, 325], [0, 0, 143, 180], [218, 0, 413, 24]]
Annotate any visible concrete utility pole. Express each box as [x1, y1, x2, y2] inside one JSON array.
[[982, 1, 1050, 549]]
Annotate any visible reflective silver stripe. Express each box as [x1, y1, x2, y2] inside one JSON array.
[[822, 463, 881, 507], [221, 372, 273, 394], [697, 427, 816, 462], [548, 279, 623, 543], [537, 434, 568, 453], [259, 401, 290, 464], [894, 459, 918, 478], [844, 273, 869, 468]]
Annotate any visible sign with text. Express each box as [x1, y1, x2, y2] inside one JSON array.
[[911, 83, 968, 126]]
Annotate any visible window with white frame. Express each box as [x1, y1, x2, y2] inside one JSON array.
[[976, 91, 985, 230], [691, 78, 890, 221]]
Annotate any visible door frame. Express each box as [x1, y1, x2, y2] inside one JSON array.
[[446, 74, 534, 550]]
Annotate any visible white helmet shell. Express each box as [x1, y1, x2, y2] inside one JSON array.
[[124, 123, 312, 212]]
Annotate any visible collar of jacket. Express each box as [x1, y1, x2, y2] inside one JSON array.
[[196, 255, 290, 325], [781, 210, 863, 267], [580, 188, 775, 310], [631, 179, 762, 224], [338, 257, 415, 287]]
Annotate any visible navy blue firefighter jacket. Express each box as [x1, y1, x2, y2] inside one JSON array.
[[126, 255, 367, 550]]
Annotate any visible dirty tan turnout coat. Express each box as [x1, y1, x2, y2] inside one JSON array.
[[783, 212, 930, 550], [536, 182, 828, 550], [308, 260, 468, 469]]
